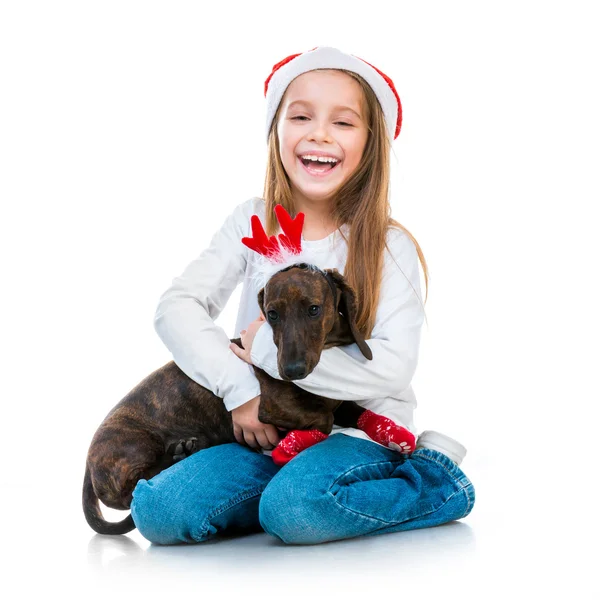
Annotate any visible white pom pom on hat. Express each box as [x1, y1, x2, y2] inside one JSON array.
[[264, 45, 403, 144]]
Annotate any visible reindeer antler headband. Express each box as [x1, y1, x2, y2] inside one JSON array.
[[241, 204, 338, 299]]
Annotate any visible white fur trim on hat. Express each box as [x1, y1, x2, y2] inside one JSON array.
[[248, 243, 334, 290], [264, 46, 401, 144]]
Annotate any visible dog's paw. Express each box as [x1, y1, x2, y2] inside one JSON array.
[[167, 437, 199, 462], [271, 430, 328, 466], [388, 441, 414, 455], [171, 441, 187, 462], [184, 437, 198, 453], [357, 410, 415, 455], [271, 445, 296, 466]]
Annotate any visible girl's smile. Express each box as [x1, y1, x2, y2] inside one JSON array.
[[297, 154, 342, 178]]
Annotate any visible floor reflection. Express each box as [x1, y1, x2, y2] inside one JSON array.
[[87, 519, 476, 580]]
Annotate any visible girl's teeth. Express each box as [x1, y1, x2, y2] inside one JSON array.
[[301, 155, 338, 164]]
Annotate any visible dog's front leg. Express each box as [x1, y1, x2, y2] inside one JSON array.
[[252, 367, 335, 432], [335, 401, 416, 455], [250, 368, 339, 465], [271, 429, 330, 466]]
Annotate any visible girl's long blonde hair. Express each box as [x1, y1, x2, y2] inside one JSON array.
[[262, 68, 429, 339]]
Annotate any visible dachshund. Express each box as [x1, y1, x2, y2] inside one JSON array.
[[83, 264, 413, 535]]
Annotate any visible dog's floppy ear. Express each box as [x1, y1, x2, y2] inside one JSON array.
[[325, 269, 373, 360], [257, 287, 265, 318]]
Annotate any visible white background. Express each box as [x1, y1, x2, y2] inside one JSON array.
[[1, 1, 598, 598]]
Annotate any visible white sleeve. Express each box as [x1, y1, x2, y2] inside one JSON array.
[[250, 229, 425, 401], [154, 199, 261, 412]]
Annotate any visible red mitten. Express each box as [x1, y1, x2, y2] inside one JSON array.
[[357, 410, 415, 455], [271, 429, 328, 466]]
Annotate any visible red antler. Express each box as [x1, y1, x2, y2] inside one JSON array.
[[275, 204, 304, 253], [241, 204, 305, 260], [241, 215, 281, 258]]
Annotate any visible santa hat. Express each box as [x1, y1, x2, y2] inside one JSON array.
[[264, 46, 402, 144], [241, 204, 333, 289]]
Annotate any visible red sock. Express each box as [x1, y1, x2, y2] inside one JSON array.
[[357, 410, 415, 455], [271, 429, 328, 466]]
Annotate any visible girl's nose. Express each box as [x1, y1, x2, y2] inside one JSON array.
[[308, 123, 332, 142]]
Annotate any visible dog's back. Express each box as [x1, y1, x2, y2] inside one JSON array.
[[83, 360, 236, 534]]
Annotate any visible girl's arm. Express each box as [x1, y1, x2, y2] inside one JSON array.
[[250, 229, 425, 401], [154, 198, 262, 412]]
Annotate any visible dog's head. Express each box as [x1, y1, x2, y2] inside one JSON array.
[[257, 264, 372, 381]]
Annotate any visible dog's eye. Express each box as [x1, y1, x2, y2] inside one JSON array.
[[308, 305, 321, 317], [267, 310, 279, 322]]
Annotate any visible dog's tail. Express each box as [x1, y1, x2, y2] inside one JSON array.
[[83, 464, 135, 535]]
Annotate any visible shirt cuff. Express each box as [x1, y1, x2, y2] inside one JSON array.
[[221, 354, 262, 412], [222, 374, 261, 411]]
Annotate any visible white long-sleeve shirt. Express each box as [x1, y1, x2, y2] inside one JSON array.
[[154, 196, 425, 450]]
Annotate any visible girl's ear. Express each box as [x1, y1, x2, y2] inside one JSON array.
[[325, 269, 373, 360]]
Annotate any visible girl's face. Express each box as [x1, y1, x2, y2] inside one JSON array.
[[276, 70, 369, 207]]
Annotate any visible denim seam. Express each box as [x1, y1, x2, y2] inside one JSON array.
[[462, 484, 475, 517], [195, 485, 266, 540], [330, 481, 471, 528], [328, 456, 473, 526], [414, 452, 472, 488], [414, 452, 475, 517], [329, 458, 405, 490]]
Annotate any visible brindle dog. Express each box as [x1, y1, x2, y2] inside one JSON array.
[[83, 265, 373, 535]]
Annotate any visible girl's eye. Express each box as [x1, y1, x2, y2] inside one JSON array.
[[291, 116, 352, 127]]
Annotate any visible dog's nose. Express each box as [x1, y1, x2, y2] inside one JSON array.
[[283, 360, 308, 379]]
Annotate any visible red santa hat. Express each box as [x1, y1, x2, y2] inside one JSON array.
[[264, 46, 403, 143]]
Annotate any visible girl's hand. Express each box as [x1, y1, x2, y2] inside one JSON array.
[[229, 313, 266, 365], [231, 394, 280, 450]]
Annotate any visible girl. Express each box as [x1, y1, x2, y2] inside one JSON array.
[[130, 46, 475, 545]]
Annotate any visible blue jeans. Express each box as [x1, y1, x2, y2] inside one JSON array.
[[130, 433, 476, 545]]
